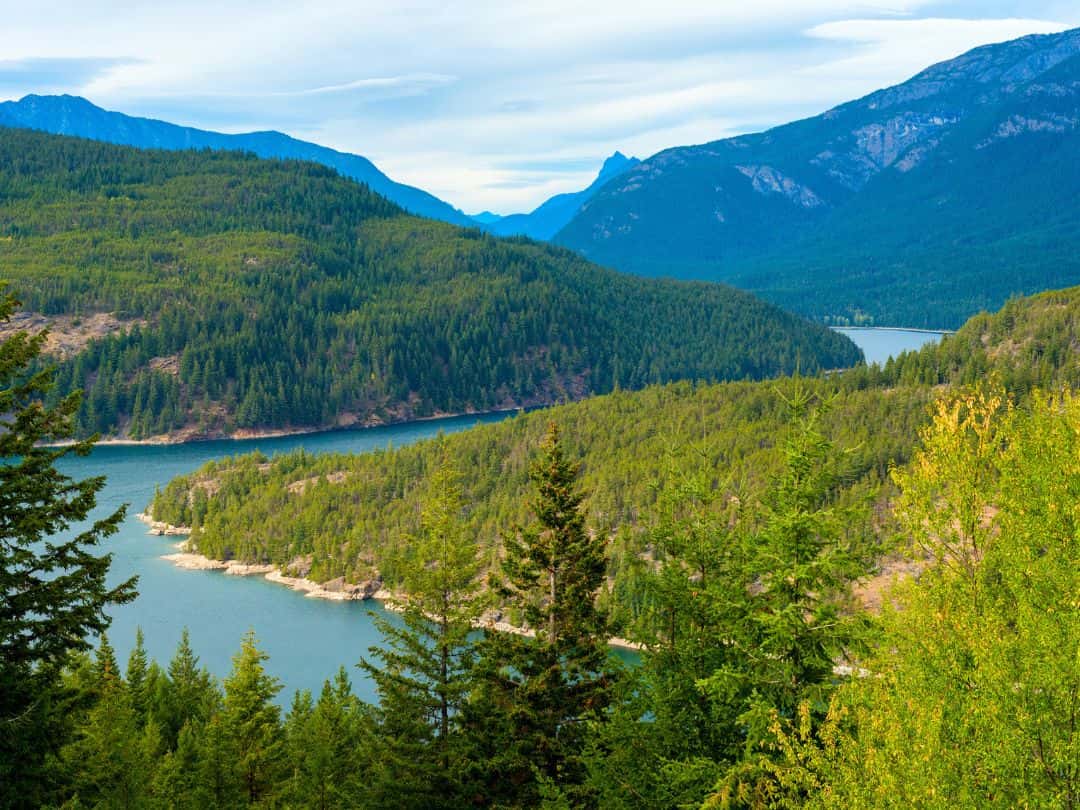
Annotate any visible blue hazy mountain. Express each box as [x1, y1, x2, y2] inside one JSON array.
[[478, 151, 639, 240], [557, 27, 1080, 328], [0, 93, 473, 226]]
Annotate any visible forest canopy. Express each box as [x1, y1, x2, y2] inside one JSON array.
[[0, 127, 859, 440]]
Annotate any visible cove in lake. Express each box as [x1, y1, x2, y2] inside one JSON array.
[[59, 334, 934, 703], [834, 327, 948, 366], [58, 411, 636, 705]]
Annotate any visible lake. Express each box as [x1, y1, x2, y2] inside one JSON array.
[[56, 330, 928, 704], [56, 413, 517, 704], [834, 327, 949, 366]]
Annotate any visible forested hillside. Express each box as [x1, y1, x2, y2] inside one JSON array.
[[557, 28, 1080, 328], [0, 93, 474, 225], [0, 127, 859, 440], [151, 286, 1080, 622], [7, 281, 1078, 808]]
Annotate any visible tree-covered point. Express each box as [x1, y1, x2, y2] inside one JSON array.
[[0, 127, 860, 440], [150, 284, 1080, 621], [150, 379, 927, 609], [37, 377, 1080, 809]]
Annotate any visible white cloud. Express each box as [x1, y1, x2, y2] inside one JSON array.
[[804, 17, 1071, 83], [2, 2, 1076, 211]]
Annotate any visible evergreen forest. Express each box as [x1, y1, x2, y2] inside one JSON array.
[[3, 283, 1078, 808], [0, 128, 858, 440]]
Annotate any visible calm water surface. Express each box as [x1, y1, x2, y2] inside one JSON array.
[[57, 413, 517, 703], [54, 334, 946, 702], [834, 327, 948, 366]]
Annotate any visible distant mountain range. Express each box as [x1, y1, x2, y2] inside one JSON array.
[[556, 27, 1080, 328], [0, 94, 473, 226], [473, 152, 639, 240]]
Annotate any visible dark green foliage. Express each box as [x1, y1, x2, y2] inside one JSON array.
[[0, 289, 136, 808], [17, 284, 1080, 808], [151, 285, 1080, 627], [356, 450, 486, 808], [469, 424, 616, 807], [0, 127, 859, 440], [0, 92, 475, 226], [159, 627, 220, 749]]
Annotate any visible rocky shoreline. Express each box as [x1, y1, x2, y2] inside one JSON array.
[[138, 513, 385, 601], [138, 513, 642, 650], [55, 404, 525, 448]]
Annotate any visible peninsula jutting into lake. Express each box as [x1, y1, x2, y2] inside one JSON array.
[[3, 12, 1079, 809]]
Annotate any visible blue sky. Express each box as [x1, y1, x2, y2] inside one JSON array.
[[3, 1, 1077, 213]]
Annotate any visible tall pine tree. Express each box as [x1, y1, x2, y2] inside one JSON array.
[[471, 422, 615, 807], [0, 290, 137, 808], [358, 447, 486, 808]]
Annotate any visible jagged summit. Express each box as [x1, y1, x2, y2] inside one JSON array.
[[478, 150, 640, 240], [556, 26, 1080, 327]]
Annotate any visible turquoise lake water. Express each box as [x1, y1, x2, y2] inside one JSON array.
[[834, 327, 948, 366], [53, 326, 939, 703], [56, 413, 516, 703]]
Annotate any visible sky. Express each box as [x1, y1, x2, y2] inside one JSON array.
[[2, 1, 1077, 214]]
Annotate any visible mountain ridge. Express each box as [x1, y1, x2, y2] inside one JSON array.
[[476, 151, 640, 240], [555, 27, 1080, 328], [0, 93, 474, 226], [0, 126, 860, 440]]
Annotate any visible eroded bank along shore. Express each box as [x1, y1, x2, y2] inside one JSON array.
[[137, 513, 642, 650], [54, 404, 528, 447]]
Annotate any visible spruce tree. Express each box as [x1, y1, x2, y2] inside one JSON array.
[[222, 629, 284, 805], [471, 422, 615, 807], [283, 670, 364, 809], [61, 658, 158, 810], [358, 448, 486, 808], [126, 627, 150, 724], [161, 627, 219, 748], [0, 290, 137, 807]]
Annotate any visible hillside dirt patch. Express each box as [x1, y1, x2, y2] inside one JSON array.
[[0, 311, 146, 359]]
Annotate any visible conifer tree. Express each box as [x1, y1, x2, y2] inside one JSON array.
[[358, 447, 486, 808], [126, 628, 150, 724], [222, 630, 284, 805], [697, 383, 875, 805], [161, 628, 218, 748], [283, 670, 365, 809], [62, 641, 157, 809], [154, 721, 203, 810], [471, 422, 615, 807], [0, 290, 136, 807]]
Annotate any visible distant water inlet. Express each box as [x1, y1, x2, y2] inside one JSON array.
[[834, 327, 949, 366]]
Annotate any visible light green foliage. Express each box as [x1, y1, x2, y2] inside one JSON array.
[[588, 388, 876, 809], [151, 378, 928, 607], [282, 670, 366, 809], [806, 387, 1080, 808], [221, 630, 285, 805]]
